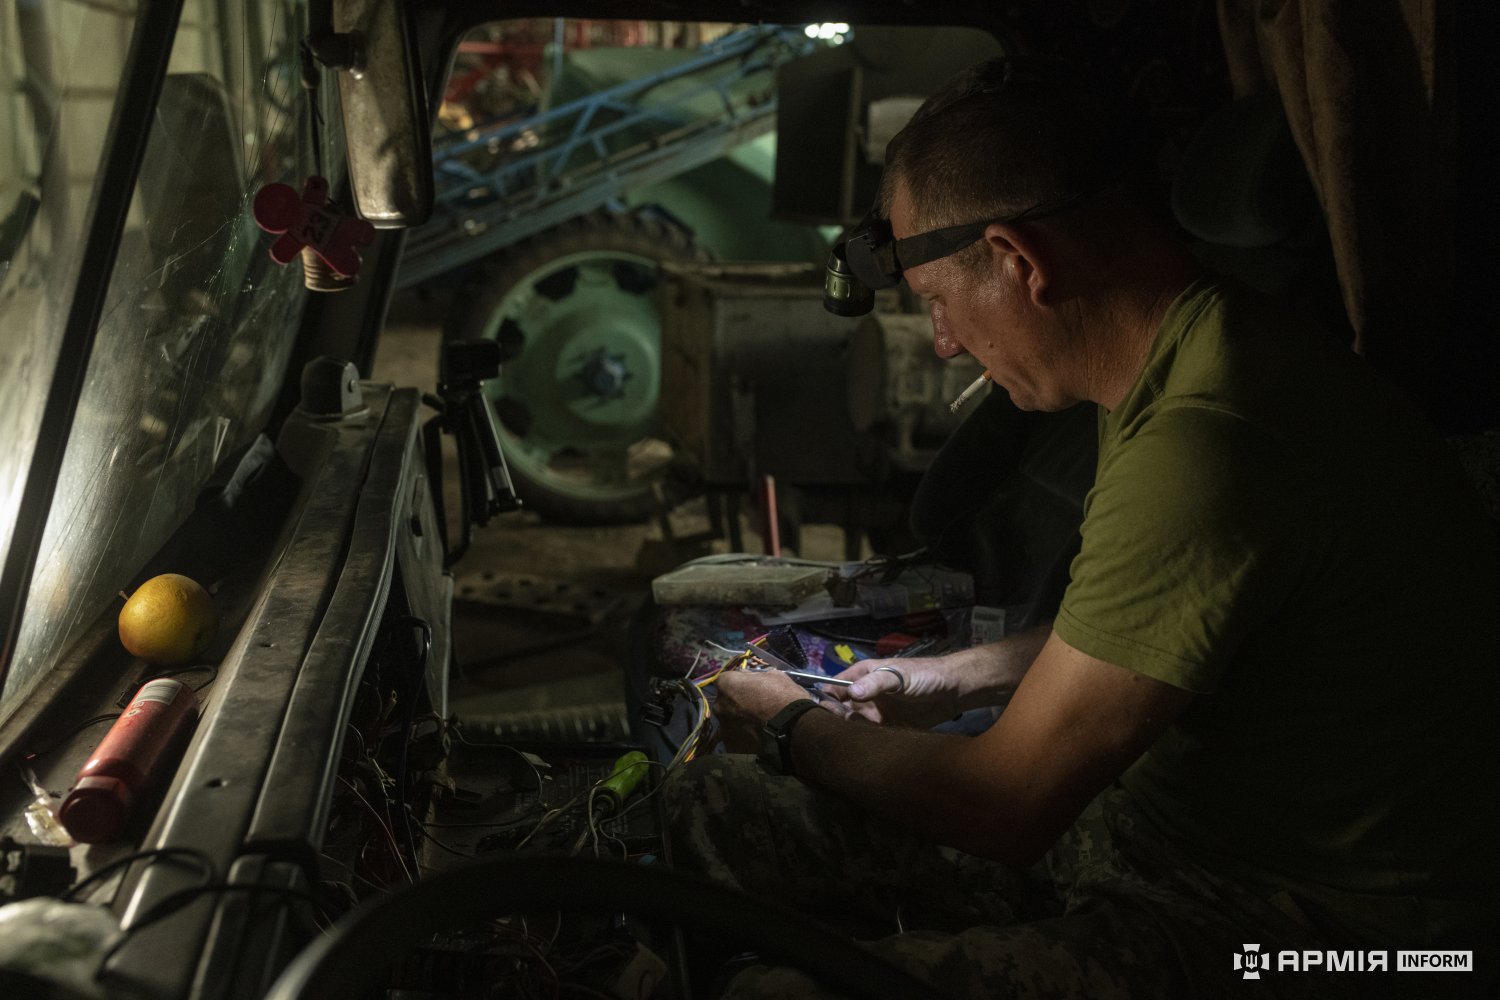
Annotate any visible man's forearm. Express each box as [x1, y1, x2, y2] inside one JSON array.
[[785, 708, 1040, 864], [776, 627, 1055, 860], [951, 625, 1051, 711]]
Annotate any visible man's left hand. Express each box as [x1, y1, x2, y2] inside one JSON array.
[[712, 669, 822, 752]]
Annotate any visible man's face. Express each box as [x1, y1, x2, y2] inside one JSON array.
[[890, 182, 1076, 412]]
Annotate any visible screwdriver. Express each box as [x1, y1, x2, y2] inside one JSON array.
[[596, 750, 650, 808], [745, 667, 854, 688], [572, 751, 650, 854]]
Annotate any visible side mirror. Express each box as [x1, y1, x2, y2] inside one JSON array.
[[317, 0, 433, 228]]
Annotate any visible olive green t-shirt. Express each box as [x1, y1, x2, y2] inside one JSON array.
[[1054, 277, 1500, 945]]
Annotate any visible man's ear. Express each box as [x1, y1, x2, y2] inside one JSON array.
[[985, 222, 1057, 306]]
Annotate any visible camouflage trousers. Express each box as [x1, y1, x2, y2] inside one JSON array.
[[661, 755, 1361, 1000]]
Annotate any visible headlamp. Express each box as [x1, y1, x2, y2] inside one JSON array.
[[822, 207, 912, 316], [822, 241, 874, 317], [821, 191, 1090, 316]]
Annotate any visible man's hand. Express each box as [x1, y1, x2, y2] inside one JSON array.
[[711, 669, 816, 752], [822, 629, 1051, 728], [823, 656, 965, 728], [778, 631, 1197, 866]]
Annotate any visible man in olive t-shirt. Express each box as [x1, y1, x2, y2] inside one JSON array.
[[667, 58, 1499, 999], [1054, 275, 1500, 946]]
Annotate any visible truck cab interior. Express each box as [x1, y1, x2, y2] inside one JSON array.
[[0, 2, 1493, 998]]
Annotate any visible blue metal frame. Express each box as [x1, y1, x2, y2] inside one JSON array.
[[397, 24, 818, 288]]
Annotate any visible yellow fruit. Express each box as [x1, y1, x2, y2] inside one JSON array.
[[118, 573, 218, 666]]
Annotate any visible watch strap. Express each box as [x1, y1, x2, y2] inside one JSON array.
[[760, 699, 821, 776]]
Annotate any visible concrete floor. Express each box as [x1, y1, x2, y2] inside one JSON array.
[[371, 288, 854, 730]]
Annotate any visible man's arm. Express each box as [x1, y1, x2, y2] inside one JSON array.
[[715, 631, 1195, 866]]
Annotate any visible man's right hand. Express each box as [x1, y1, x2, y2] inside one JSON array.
[[823, 627, 1053, 728], [824, 655, 967, 727]]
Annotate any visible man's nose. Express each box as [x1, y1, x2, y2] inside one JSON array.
[[931, 302, 967, 359]]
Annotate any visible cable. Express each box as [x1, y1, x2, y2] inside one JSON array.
[[516, 756, 660, 853], [21, 713, 122, 762], [317, 853, 387, 896], [666, 646, 746, 767], [159, 663, 219, 693], [336, 775, 413, 884], [597, 763, 669, 837], [416, 825, 473, 859], [97, 879, 334, 981], [450, 720, 546, 793], [388, 615, 432, 879], [585, 786, 604, 857], [60, 846, 216, 903], [423, 813, 542, 830], [514, 786, 595, 852]]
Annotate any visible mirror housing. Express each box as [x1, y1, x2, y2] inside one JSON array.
[[322, 0, 433, 228]]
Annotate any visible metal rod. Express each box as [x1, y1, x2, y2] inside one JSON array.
[[783, 670, 854, 688]]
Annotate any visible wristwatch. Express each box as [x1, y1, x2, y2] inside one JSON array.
[[758, 699, 821, 777]]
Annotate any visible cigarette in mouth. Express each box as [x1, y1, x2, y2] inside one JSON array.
[[949, 371, 992, 414]]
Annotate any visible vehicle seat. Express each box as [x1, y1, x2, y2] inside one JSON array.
[[1171, 89, 1349, 342], [908, 392, 1096, 627]]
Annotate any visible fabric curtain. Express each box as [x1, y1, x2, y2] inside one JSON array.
[[1215, 0, 1453, 408]]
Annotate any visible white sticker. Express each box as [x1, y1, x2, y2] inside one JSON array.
[[970, 606, 1007, 646], [132, 679, 181, 707]]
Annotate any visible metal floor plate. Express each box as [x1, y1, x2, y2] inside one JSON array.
[[453, 571, 625, 623]]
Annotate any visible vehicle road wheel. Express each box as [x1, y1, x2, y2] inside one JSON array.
[[444, 210, 710, 524]]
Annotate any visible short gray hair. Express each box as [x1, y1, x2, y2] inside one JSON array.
[[881, 57, 1146, 268]]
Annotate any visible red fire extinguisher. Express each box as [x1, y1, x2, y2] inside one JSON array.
[[59, 678, 199, 844]]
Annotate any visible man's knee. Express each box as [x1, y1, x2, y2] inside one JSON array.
[[661, 755, 791, 891], [662, 754, 759, 814]]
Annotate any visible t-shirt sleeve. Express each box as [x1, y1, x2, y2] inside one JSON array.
[[1054, 404, 1307, 692]]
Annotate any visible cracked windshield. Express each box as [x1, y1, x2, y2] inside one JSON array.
[[0, 1, 330, 724]]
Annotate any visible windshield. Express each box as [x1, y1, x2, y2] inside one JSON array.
[[0, 0, 336, 728]]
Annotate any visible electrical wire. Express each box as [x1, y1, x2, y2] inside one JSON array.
[[666, 642, 760, 767], [159, 663, 219, 692], [95, 880, 334, 981], [515, 756, 662, 853], [21, 713, 122, 762], [449, 719, 546, 793], [514, 784, 597, 851], [585, 786, 605, 857], [422, 813, 542, 830], [667, 678, 714, 768], [336, 775, 414, 884], [61, 846, 216, 903], [599, 765, 668, 830], [417, 825, 473, 859], [317, 852, 387, 895], [388, 615, 432, 879]]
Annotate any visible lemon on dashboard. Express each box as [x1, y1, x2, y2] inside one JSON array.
[[118, 573, 218, 665]]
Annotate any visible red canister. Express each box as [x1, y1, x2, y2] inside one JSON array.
[[59, 678, 199, 843]]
